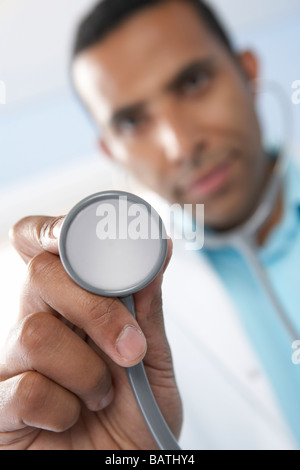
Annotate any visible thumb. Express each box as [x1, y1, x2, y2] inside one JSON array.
[[10, 216, 65, 263], [133, 238, 173, 364], [131, 237, 182, 438]]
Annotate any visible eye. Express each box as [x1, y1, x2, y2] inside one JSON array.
[[180, 70, 210, 94], [117, 114, 148, 134]]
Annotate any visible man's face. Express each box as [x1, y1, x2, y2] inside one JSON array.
[[73, 0, 267, 231]]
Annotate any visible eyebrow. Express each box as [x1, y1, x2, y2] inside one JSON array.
[[110, 57, 216, 128]]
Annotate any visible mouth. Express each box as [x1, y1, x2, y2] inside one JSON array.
[[181, 157, 236, 200]]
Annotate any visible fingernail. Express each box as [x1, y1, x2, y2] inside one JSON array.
[[99, 388, 114, 410], [116, 326, 147, 362], [41, 217, 65, 252], [50, 217, 65, 239], [87, 387, 114, 412]]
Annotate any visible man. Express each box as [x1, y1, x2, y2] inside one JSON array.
[[0, 0, 299, 450]]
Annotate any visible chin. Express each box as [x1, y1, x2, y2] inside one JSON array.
[[202, 193, 253, 232]]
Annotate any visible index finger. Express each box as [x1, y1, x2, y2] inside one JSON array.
[[10, 216, 65, 263]]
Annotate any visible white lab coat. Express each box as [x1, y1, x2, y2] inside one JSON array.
[[162, 238, 297, 450]]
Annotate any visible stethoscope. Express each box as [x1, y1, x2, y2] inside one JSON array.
[[58, 80, 294, 450], [59, 191, 180, 450]]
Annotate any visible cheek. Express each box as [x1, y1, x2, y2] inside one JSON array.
[[108, 137, 169, 190], [198, 74, 263, 177], [199, 77, 260, 147]]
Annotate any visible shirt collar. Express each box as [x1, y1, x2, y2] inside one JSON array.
[[285, 158, 300, 211]]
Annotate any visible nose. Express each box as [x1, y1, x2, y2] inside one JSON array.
[[155, 105, 205, 164]]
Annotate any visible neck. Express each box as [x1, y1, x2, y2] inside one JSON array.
[[202, 153, 285, 246]]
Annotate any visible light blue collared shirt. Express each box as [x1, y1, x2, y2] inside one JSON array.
[[202, 157, 300, 448]]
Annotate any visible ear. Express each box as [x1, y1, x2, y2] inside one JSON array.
[[236, 50, 260, 91], [98, 138, 114, 160]]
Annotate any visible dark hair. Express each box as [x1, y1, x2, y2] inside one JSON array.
[[73, 0, 234, 58]]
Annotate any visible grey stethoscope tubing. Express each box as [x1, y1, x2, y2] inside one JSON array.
[[203, 79, 298, 340], [59, 191, 181, 450], [121, 295, 180, 450]]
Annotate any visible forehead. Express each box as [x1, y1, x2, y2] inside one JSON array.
[[73, 1, 226, 123]]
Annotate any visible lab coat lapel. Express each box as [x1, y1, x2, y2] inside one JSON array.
[[163, 238, 290, 424]]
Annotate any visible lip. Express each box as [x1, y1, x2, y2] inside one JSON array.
[[183, 159, 235, 199]]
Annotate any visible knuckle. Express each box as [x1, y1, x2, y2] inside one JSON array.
[[16, 371, 49, 413], [19, 312, 55, 359], [26, 251, 57, 287], [86, 296, 120, 329], [16, 372, 80, 433], [26, 252, 45, 283], [84, 362, 110, 396]]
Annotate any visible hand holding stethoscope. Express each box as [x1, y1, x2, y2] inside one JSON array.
[[59, 192, 181, 449]]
